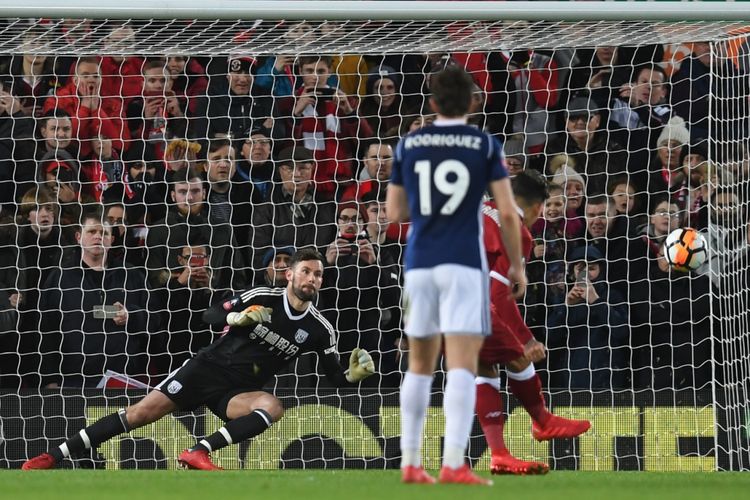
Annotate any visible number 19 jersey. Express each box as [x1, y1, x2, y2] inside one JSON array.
[[391, 120, 508, 271]]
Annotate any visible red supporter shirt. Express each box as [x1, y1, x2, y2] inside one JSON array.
[[482, 200, 532, 292]]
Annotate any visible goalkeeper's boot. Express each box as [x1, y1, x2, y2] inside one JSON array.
[[177, 449, 223, 471], [401, 465, 436, 484], [22, 453, 57, 470], [532, 414, 591, 441], [490, 451, 549, 475], [438, 464, 493, 486]]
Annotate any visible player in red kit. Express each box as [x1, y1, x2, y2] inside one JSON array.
[[476, 171, 591, 475]]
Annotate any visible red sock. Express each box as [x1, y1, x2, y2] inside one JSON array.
[[475, 383, 507, 456], [508, 374, 552, 426]]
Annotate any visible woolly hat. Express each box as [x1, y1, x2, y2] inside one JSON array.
[[366, 65, 402, 95], [657, 116, 690, 147], [551, 166, 585, 188]]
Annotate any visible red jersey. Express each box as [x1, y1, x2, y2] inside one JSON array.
[[482, 200, 533, 289]]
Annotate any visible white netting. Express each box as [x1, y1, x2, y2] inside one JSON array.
[[0, 12, 748, 470]]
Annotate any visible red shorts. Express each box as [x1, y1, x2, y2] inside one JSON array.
[[479, 287, 534, 366]]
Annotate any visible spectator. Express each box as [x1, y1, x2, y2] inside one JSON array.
[[165, 55, 208, 117], [361, 189, 403, 385], [236, 125, 274, 199], [0, 83, 35, 205], [547, 245, 629, 389], [250, 146, 336, 271], [607, 174, 643, 222], [12, 187, 74, 387], [5, 44, 57, 116], [36, 109, 75, 160], [341, 141, 394, 201], [204, 138, 260, 239], [486, 48, 574, 157], [191, 55, 279, 143], [503, 137, 527, 177], [628, 195, 683, 281], [647, 116, 691, 205], [359, 65, 406, 140], [610, 64, 670, 132], [146, 166, 246, 290], [99, 24, 144, 104], [671, 42, 711, 141], [551, 166, 587, 228], [253, 245, 295, 288], [291, 55, 373, 198], [43, 56, 128, 159], [125, 59, 187, 153], [547, 96, 627, 195], [150, 238, 221, 378], [38, 150, 86, 227], [583, 194, 630, 294], [630, 247, 712, 390], [320, 201, 396, 387], [39, 208, 149, 387], [697, 187, 746, 287], [527, 184, 579, 329]]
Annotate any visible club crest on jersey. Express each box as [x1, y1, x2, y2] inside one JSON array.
[[223, 297, 240, 311], [166, 381, 182, 394], [294, 329, 309, 343]]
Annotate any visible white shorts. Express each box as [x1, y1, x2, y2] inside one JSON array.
[[403, 264, 490, 338]]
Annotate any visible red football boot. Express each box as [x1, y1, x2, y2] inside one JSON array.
[[177, 449, 223, 471], [532, 414, 591, 441], [401, 465, 436, 484], [22, 453, 57, 470], [438, 464, 493, 485], [490, 452, 549, 475]]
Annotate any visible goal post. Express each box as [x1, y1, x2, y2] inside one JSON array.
[[0, 0, 748, 471]]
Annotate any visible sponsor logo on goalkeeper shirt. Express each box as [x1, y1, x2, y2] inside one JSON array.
[[249, 324, 300, 358]]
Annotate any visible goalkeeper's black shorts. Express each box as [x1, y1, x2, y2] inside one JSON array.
[[155, 358, 261, 422]]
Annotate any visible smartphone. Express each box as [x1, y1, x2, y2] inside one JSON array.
[[189, 255, 207, 267], [315, 87, 337, 100], [93, 305, 119, 319], [575, 267, 589, 287]]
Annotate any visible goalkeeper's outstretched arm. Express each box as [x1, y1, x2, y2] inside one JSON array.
[[320, 347, 376, 386]]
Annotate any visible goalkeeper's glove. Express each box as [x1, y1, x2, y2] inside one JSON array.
[[345, 348, 376, 383], [226, 305, 273, 327]]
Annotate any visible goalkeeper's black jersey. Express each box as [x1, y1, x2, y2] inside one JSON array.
[[199, 287, 347, 386]]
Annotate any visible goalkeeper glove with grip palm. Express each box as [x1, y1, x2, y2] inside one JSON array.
[[345, 348, 376, 383], [226, 305, 273, 327]]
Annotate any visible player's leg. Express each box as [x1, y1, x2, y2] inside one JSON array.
[[399, 268, 440, 484], [500, 293, 590, 441], [22, 390, 176, 470], [439, 334, 491, 485], [400, 335, 442, 483], [475, 361, 549, 475], [506, 356, 590, 441], [179, 390, 282, 471], [436, 265, 493, 485]]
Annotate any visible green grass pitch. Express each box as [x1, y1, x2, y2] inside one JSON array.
[[3, 470, 749, 500]]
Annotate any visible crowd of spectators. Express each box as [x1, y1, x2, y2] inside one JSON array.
[[0, 20, 748, 393]]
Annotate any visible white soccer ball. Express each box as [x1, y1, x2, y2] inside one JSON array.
[[663, 227, 708, 272]]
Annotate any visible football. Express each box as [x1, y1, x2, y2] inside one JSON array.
[[663, 227, 708, 271]]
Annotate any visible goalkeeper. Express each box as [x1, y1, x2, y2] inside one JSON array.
[[23, 248, 375, 471]]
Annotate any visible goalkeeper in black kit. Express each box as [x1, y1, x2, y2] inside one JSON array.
[[23, 248, 375, 471]]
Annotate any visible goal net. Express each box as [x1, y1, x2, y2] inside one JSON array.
[[0, 1, 748, 471]]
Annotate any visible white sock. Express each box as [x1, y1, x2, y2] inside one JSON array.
[[399, 371, 433, 468], [443, 368, 476, 469]]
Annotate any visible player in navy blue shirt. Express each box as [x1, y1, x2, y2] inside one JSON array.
[[386, 66, 525, 485]]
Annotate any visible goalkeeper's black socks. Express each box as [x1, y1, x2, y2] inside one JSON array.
[[192, 409, 273, 453], [49, 409, 130, 462]]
